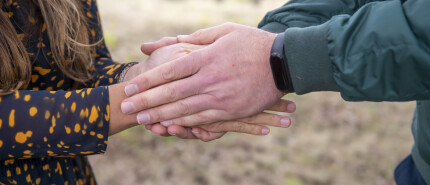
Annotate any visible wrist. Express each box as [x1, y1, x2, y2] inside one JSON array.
[[108, 83, 139, 136], [120, 62, 141, 82], [269, 33, 294, 93]]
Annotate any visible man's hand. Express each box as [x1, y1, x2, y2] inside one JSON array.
[[121, 23, 285, 127]]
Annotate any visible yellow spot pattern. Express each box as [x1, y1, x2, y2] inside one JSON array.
[[15, 131, 33, 144], [31, 75, 39, 83], [106, 65, 121, 75], [74, 124, 81, 133], [9, 109, 15, 127], [14, 91, 20, 99], [71, 102, 76, 113], [16, 167, 21, 175], [89, 106, 98, 123], [29, 107, 38, 117], [50, 116, 56, 134], [65, 92, 72, 99], [105, 105, 110, 121], [26, 174, 31, 183], [34, 67, 51, 75], [45, 110, 50, 120], [65, 126, 71, 134], [57, 80, 64, 87], [97, 134, 104, 139], [24, 95, 31, 102]]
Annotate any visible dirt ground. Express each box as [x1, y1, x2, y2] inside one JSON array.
[[89, 0, 416, 185]]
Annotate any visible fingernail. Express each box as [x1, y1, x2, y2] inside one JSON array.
[[262, 128, 270, 135], [124, 84, 139, 96], [121, 102, 135, 114], [137, 113, 151, 125], [281, 118, 290, 127], [192, 129, 199, 134], [193, 132, 201, 139], [287, 103, 295, 112], [161, 120, 173, 127], [168, 130, 176, 136], [192, 129, 201, 138]]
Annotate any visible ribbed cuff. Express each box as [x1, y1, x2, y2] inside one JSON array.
[[284, 21, 339, 95], [260, 22, 288, 33]]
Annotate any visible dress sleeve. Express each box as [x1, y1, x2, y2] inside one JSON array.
[[83, 0, 138, 88], [0, 87, 111, 160]]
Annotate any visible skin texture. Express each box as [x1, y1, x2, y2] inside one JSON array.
[[108, 37, 296, 141], [121, 23, 286, 138]]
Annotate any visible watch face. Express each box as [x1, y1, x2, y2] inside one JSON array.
[[270, 54, 288, 91]]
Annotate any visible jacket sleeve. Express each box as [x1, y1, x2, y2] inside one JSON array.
[[258, 0, 385, 33], [84, 0, 137, 87], [0, 87, 110, 160], [267, 0, 430, 102]]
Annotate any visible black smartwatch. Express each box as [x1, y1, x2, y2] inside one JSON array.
[[269, 33, 294, 93]]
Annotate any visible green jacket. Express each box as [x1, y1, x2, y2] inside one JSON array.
[[258, 0, 430, 183]]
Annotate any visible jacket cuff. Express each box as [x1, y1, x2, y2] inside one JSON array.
[[284, 21, 339, 94], [260, 22, 288, 33]]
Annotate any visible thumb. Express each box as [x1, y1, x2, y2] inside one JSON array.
[[177, 22, 237, 45], [141, 37, 178, 55]]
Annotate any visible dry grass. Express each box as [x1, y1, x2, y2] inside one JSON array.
[[89, 0, 415, 184]]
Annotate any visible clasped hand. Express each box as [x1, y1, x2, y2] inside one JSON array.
[[122, 23, 296, 141]]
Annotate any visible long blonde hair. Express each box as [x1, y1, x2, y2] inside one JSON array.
[[0, 0, 95, 92]]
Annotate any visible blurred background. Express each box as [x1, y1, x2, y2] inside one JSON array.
[[89, 0, 416, 184]]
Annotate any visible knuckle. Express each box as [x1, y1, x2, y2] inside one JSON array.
[[213, 92, 229, 103], [205, 122, 223, 132], [239, 115, 255, 123], [161, 37, 171, 43], [225, 22, 235, 27], [235, 123, 246, 133], [193, 29, 203, 37], [177, 101, 190, 116], [202, 74, 220, 86], [175, 118, 186, 126], [163, 86, 177, 101], [137, 94, 149, 108], [161, 66, 175, 80], [206, 95, 219, 106], [149, 110, 161, 123], [137, 76, 149, 89]]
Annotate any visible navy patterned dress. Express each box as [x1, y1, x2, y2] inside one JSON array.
[[0, 0, 131, 184]]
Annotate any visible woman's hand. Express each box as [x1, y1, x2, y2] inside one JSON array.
[[146, 99, 296, 142], [121, 41, 204, 82]]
